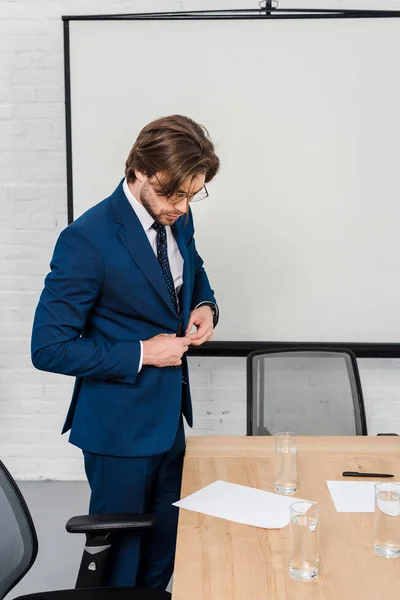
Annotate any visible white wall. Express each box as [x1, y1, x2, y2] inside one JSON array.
[[1, 0, 400, 480]]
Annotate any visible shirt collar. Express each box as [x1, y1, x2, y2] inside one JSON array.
[[123, 177, 154, 233]]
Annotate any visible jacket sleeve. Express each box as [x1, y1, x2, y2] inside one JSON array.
[[187, 210, 218, 311], [31, 224, 141, 384]]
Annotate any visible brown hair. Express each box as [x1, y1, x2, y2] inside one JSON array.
[[125, 115, 220, 197]]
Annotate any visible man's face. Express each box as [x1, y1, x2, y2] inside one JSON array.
[[139, 171, 206, 226]]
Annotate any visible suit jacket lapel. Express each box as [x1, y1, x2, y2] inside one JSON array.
[[111, 181, 179, 317], [172, 219, 191, 326]]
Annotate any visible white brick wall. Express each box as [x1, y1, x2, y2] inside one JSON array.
[[1, 0, 400, 480]]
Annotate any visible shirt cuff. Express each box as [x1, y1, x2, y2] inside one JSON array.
[[138, 340, 143, 372]]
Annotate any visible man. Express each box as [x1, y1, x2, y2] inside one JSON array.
[[31, 115, 220, 590]]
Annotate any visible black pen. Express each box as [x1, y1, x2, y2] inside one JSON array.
[[342, 471, 394, 478]]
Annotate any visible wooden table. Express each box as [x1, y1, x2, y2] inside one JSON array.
[[172, 436, 400, 599]]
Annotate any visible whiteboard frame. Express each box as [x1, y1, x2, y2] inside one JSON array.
[[62, 8, 400, 358]]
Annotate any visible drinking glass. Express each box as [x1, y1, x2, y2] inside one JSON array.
[[374, 481, 400, 558], [289, 501, 320, 582], [274, 432, 298, 495]]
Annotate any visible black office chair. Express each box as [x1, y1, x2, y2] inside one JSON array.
[[0, 460, 171, 600], [246, 347, 368, 436]]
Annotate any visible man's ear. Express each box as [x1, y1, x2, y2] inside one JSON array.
[[134, 169, 147, 183]]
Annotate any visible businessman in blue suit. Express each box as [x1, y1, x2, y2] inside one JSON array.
[[31, 115, 220, 590]]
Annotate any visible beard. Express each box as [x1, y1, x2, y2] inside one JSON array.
[[139, 181, 182, 226]]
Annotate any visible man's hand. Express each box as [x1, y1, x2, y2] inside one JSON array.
[[186, 306, 214, 347], [142, 334, 191, 368]]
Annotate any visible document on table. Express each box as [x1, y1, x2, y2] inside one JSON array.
[[326, 481, 399, 512], [174, 480, 308, 528]]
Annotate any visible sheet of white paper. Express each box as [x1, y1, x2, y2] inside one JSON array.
[[174, 480, 308, 528], [326, 481, 400, 513]]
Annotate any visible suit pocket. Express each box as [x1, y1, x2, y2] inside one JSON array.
[[78, 379, 154, 428], [89, 365, 159, 389]]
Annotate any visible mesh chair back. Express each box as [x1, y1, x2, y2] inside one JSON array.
[[247, 349, 367, 436], [0, 460, 38, 600]]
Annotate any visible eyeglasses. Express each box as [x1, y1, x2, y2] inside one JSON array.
[[152, 174, 209, 205]]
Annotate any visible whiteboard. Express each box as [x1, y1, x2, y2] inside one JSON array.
[[67, 15, 400, 343]]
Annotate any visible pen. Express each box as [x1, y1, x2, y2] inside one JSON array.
[[342, 471, 394, 478]]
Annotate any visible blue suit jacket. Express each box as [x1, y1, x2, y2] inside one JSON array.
[[31, 180, 217, 457]]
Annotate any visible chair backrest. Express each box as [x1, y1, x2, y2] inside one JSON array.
[[246, 348, 367, 436], [0, 460, 38, 600]]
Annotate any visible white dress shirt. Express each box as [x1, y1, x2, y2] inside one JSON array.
[[123, 178, 184, 293], [123, 178, 216, 372], [123, 178, 184, 371]]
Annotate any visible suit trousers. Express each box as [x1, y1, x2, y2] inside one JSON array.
[[83, 418, 185, 589]]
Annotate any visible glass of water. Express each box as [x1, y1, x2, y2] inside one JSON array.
[[274, 432, 298, 494], [374, 481, 400, 558], [289, 501, 320, 582]]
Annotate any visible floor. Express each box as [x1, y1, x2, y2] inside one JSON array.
[[8, 482, 173, 599]]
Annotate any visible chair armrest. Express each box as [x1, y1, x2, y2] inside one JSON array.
[[377, 433, 399, 436], [66, 513, 154, 534]]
